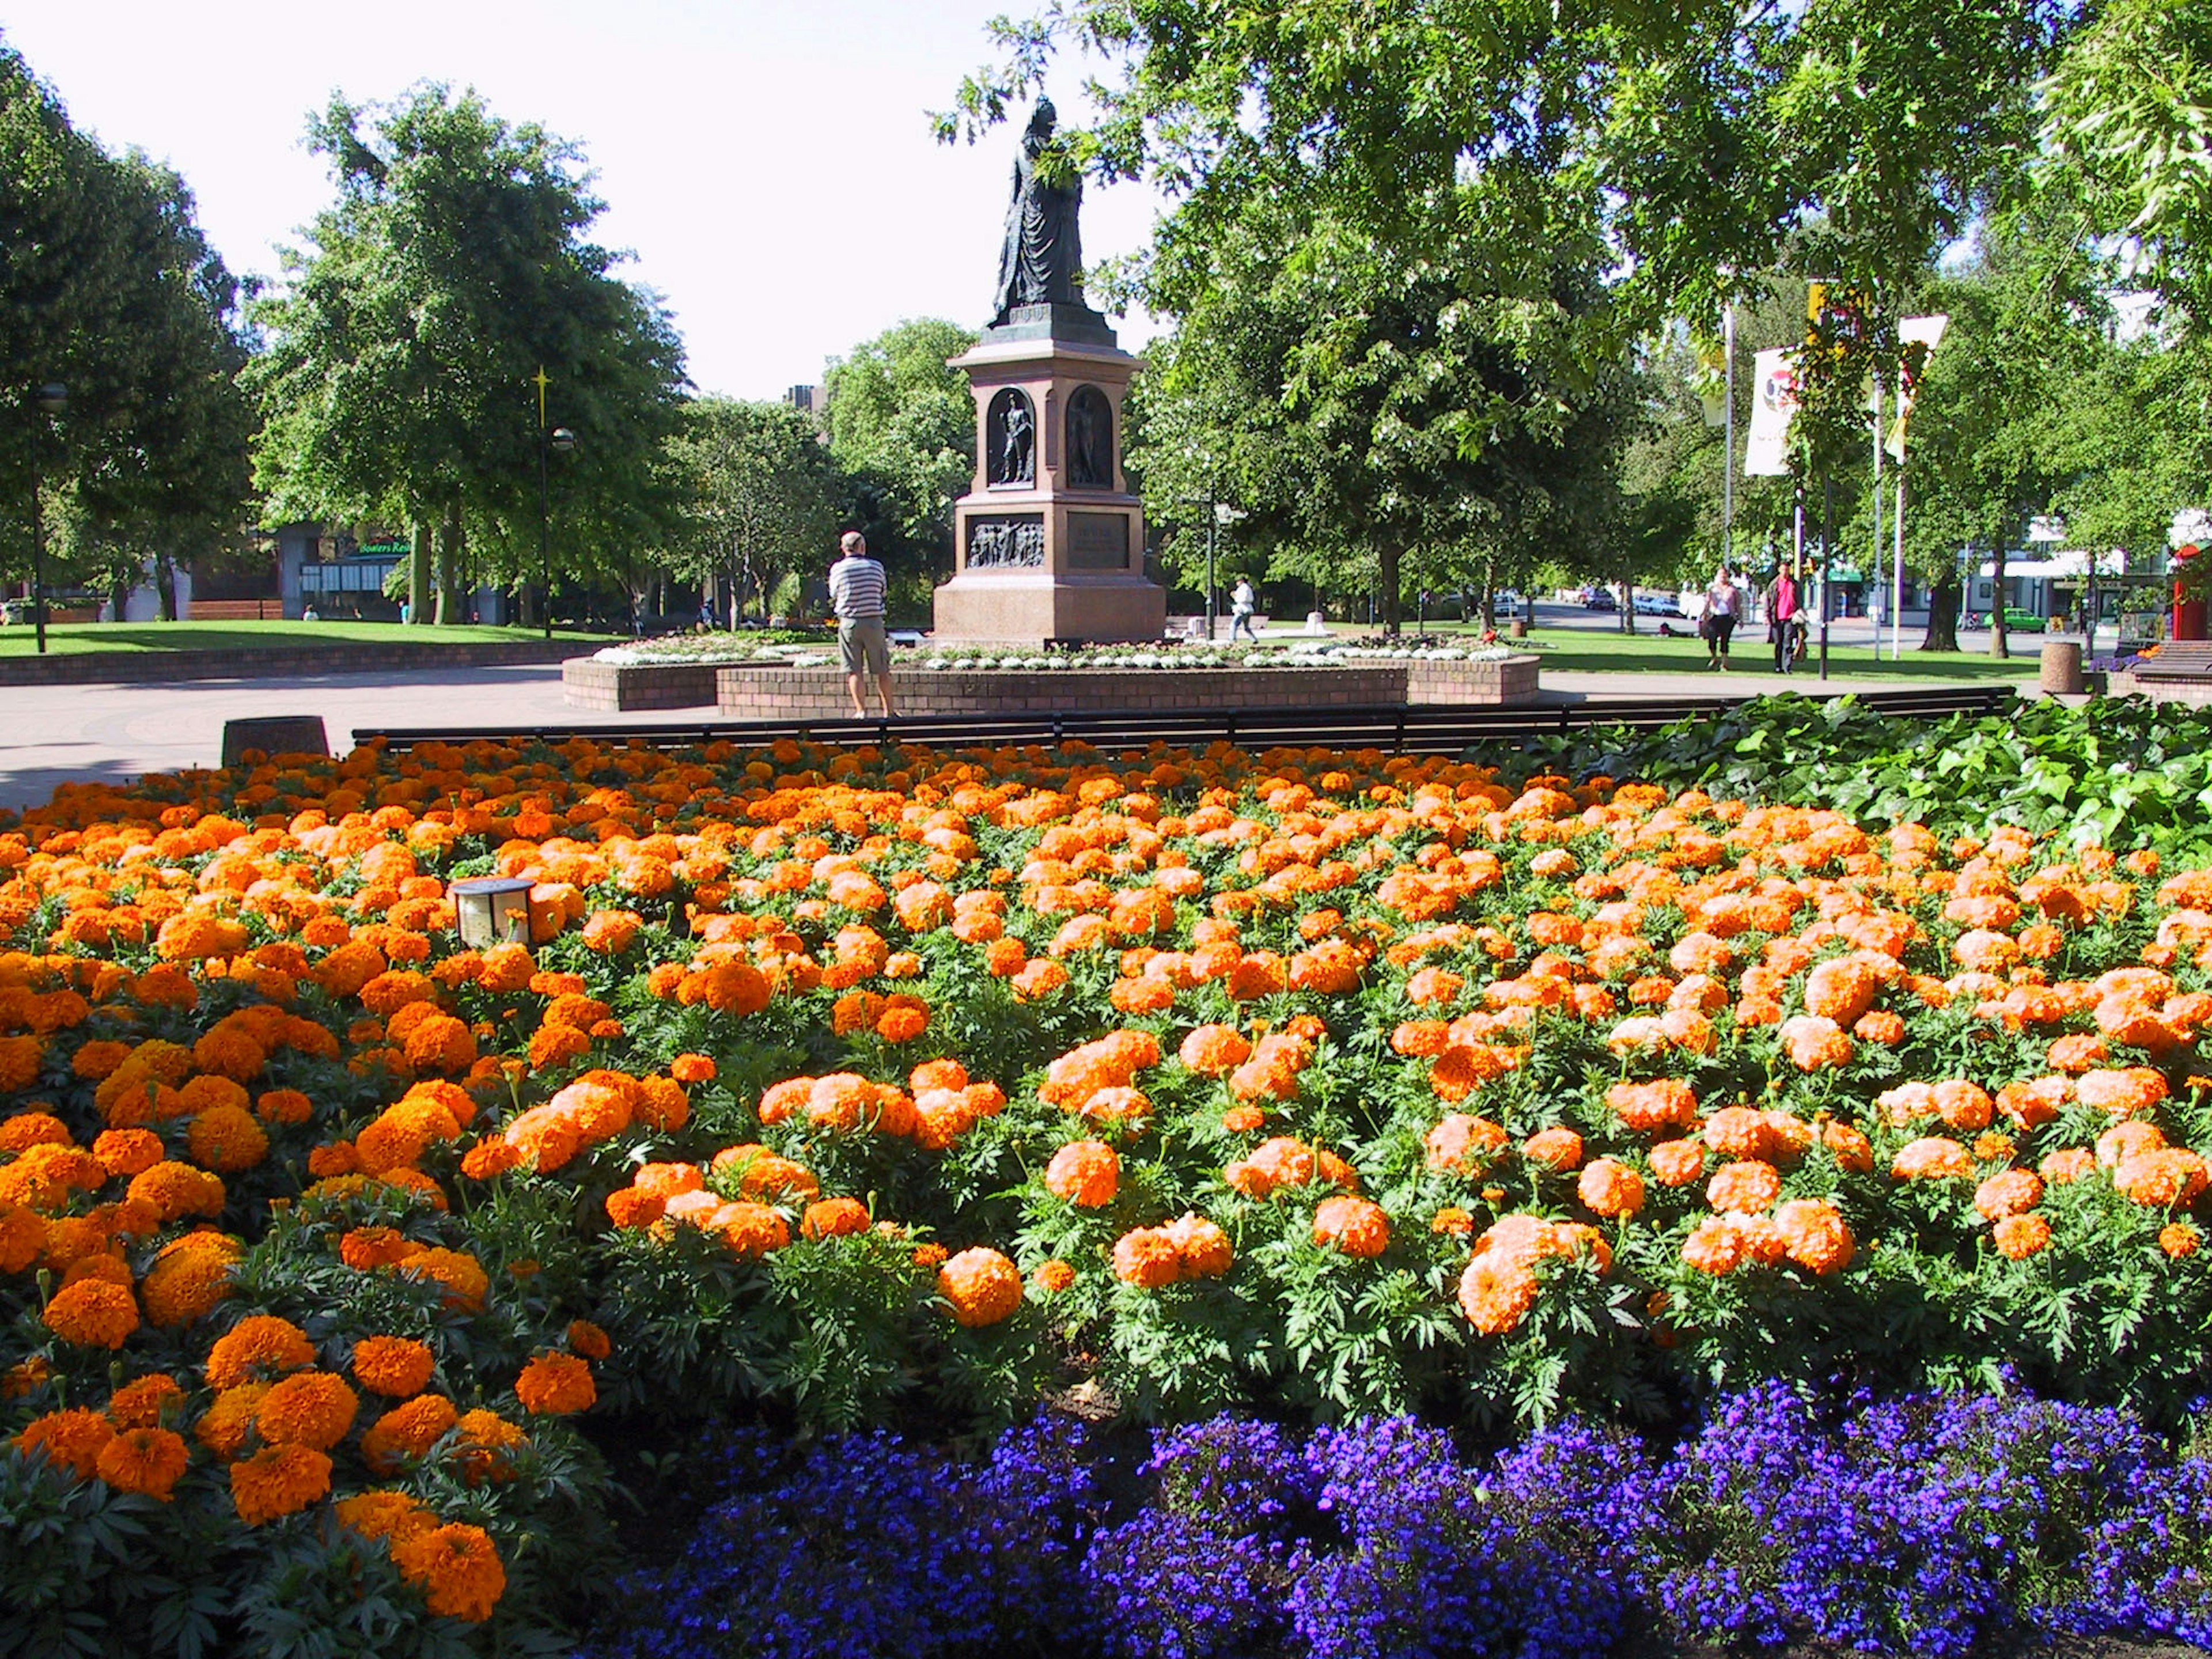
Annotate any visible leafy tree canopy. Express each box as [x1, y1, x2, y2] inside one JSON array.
[[824, 318, 978, 577]]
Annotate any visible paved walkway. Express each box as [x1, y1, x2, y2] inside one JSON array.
[[0, 653, 2032, 814]]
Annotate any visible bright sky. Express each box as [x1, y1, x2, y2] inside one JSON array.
[[0, 0, 1164, 399]]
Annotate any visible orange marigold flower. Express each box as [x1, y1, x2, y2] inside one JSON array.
[[108, 1372, 184, 1429], [937, 1246, 1024, 1325], [1706, 1160, 1783, 1214], [1166, 1212, 1233, 1278], [670, 1052, 716, 1084], [1044, 1141, 1120, 1208], [1522, 1127, 1584, 1172], [141, 1233, 242, 1327], [1772, 1198, 1855, 1275], [96, 1425, 190, 1501], [1606, 1078, 1699, 1134], [398, 1247, 490, 1309], [16, 1407, 114, 1478], [186, 1104, 270, 1172], [2112, 1148, 2210, 1208], [1993, 1213, 2052, 1259], [1034, 1258, 1076, 1293], [1577, 1158, 1646, 1218], [336, 1488, 436, 1544], [1892, 1137, 1975, 1181], [1177, 1024, 1252, 1075], [1681, 1215, 1746, 1275], [43, 1278, 139, 1349], [1312, 1194, 1390, 1257], [1457, 1253, 1540, 1336], [2161, 1220, 2202, 1259], [515, 1351, 597, 1415], [392, 1522, 507, 1622], [229, 1443, 332, 1525], [205, 1314, 315, 1389], [361, 1392, 461, 1474], [1111, 1226, 1184, 1288], [566, 1319, 612, 1360], [2041, 1147, 2096, 1184], [255, 1370, 359, 1450], [92, 1127, 165, 1179], [1423, 1113, 1509, 1175], [1974, 1169, 2043, 1221], [352, 1335, 437, 1397]]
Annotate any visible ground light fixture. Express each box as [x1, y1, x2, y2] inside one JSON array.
[[539, 422, 577, 639], [449, 876, 538, 948]]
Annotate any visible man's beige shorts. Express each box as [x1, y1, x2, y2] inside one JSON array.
[[839, 617, 889, 676]]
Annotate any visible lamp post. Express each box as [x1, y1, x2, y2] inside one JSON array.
[[26, 383, 65, 656], [537, 417, 575, 639]]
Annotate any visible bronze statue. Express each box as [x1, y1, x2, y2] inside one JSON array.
[[991, 100, 1084, 324]]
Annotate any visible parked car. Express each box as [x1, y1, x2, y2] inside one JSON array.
[[1491, 590, 1525, 617], [1578, 586, 1617, 611], [1631, 591, 1683, 617], [1962, 608, 2046, 632]]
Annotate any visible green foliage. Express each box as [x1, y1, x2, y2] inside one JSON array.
[[824, 318, 978, 579], [660, 398, 844, 623], [245, 84, 685, 616]]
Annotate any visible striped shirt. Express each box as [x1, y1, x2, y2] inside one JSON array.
[[829, 555, 886, 620]]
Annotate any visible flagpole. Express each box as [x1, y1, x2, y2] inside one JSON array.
[[1723, 302, 1736, 577], [1894, 468, 1907, 661], [1871, 382, 1885, 661]]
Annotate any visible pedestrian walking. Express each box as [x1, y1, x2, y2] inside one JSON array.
[[1230, 577, 1259, 643], [1764, 566, 1800, 674], [1705, 569, 1741, 670], [828, 531, 897, 718]]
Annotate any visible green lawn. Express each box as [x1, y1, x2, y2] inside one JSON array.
[[1406, 620, 2041, 680], [0, 620, 618, 657]]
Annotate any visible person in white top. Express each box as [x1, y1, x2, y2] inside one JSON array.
[[828, 532, 896, 717], [1703, 569, 1742, 670]]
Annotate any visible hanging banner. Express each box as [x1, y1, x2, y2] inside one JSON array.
[[1885, 314, 1949, 459], [1744, 348, 1800, 476]]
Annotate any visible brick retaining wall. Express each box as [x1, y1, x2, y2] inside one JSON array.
[[704, 655, 1544, 719], [0, 638, 582, 688], [561, 657, 723, 711]]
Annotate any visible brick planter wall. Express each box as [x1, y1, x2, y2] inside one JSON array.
[[562, 657, 724, 711], [1404, 654, 1543, 705], [0, 638, 584, 688], [711, 656, 1541, 718]]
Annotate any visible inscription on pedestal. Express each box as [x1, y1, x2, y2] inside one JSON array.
[[967, 514, 1046, 570], [1068, 512, 1130, 570]]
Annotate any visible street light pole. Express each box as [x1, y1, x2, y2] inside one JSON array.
[[26, 384, 66, 656], [1205, 480, 1218, 641]]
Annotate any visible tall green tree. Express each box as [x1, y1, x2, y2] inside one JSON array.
[[247, 84, 685, 625], [824, 319, 977, 581], [664, 399, 844, 626], [1132, 193, 1633, 632], [55, 154, 253, 619]]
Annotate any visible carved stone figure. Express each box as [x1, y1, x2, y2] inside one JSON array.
[[1065, 385, 1113, 488], [987, 388, 1035, 486], [990, 100, 1085, 324], [967, 516, 1046, 570]]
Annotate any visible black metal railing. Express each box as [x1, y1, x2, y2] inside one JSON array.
[[354, 684, 2018, 758]]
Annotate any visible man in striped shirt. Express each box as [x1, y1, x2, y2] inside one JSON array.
[[828, 531, 896, 717]]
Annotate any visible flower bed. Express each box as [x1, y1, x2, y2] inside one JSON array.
[[5, 698, 2212, 1652], [586, 1389, 2212, 1659], [565, 636, 1532, 712]]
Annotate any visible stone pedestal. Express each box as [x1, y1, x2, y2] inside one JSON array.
[[933, 315, 1164, 645]]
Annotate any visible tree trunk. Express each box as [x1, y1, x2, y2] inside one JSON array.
[[1381, 544, 1402, 637], [1990, 535, 2009, 660], [435, 509, 464, 625], [1919, 573, 1960, 653], [108, 562, 130, 622], [156, 555, 179, 621], [408, 520, 433, 626]]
